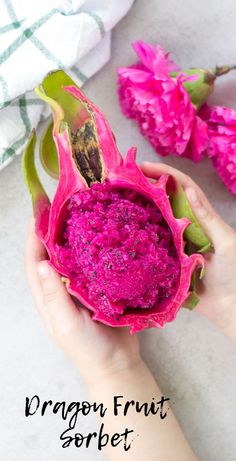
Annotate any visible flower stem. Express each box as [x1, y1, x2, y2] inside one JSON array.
[[213, 64, 236, 77]]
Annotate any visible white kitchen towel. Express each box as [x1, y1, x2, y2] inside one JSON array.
[[0, 0, 134, 169]]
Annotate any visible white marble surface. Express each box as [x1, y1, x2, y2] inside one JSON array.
[[1, 0, 236, 460]]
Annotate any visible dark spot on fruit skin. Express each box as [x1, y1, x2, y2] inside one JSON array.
[[72, 120, 102, 186], [88, 148, 101, 180]]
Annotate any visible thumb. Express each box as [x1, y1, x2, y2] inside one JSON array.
[[185, 186, 236, 251], [37, 261, 82, 339]]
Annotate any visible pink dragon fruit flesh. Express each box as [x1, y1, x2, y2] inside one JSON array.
[[23, 71, 211, 333]]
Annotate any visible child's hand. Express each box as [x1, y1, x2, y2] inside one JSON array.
[[25, 219, 140, 383], [141, 162, 236, 342]]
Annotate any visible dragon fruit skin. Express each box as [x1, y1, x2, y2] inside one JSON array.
[[23, 71, 206, 333]]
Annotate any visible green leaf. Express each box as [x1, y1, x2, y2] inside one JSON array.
[[22, 130, 51, 239], [170, 183, 212, 253], [38, 70, 90, 133], [183, 291, 200, 310], [182, 270, 201, 310], [40, 119, 59, 179], [170, 68, 215, 110], [22, 130, 49, 211]]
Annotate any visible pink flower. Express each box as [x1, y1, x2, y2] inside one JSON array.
[[201, 105, 236, 195], [117, 41, 208, 162]]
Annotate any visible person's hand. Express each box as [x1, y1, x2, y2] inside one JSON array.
[[141, 162, 236, 342], [25, 219, 140, 384], [25, 216, 199, 461]]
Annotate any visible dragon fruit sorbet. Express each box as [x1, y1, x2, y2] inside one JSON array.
[[55, 181, 180, 315], [23, 70, 206, 332]]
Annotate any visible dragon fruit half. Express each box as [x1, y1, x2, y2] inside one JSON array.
[[23, 71, 211, 333]]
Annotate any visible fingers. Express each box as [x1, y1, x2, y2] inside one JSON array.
[[26, 217, 47, 263], [25, 217, 47, 305], [37, 261, 83, 340], [141, 161, 211, 205], [141, 161, 236, 249], [185, 187, 236, 250], [141, 161, 191, 187], [25, 217, 83, 340]]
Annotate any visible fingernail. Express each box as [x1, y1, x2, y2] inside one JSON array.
[[37, 262, 50, 279]]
